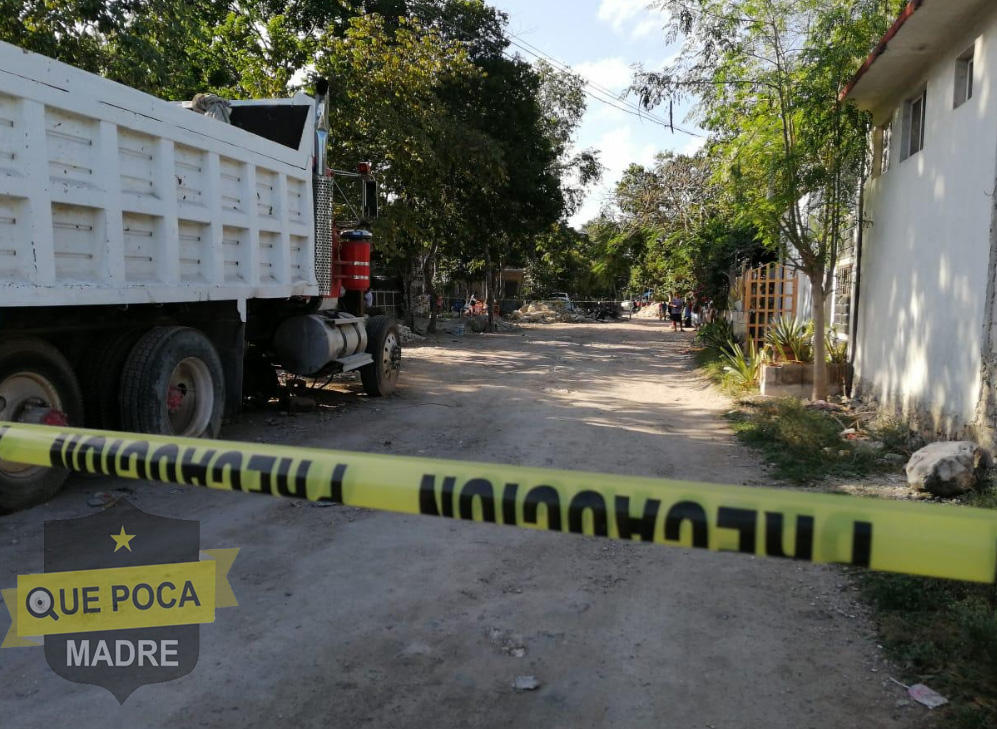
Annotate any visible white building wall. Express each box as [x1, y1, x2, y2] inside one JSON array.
[[855, 8, 997, 432]]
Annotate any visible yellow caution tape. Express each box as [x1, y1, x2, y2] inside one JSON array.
[[1, 422, 995, 584]]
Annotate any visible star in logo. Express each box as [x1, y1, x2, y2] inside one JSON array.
[[110, 526, 136, 553]]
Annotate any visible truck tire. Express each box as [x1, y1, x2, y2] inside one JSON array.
[[119, 327, 225, 438], [79, 329, 143, 431], [0, 339, 83, 513], [360, 316, 401, 397]]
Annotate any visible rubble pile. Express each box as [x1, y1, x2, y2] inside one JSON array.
[[396, 324, 425, 344], [633, 303, 665, 320], [509, 300, 594, 324]]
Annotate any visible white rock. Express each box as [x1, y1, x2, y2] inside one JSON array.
[[905, 441, 992, 497]]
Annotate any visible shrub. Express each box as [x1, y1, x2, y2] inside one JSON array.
[[727, 398, 882, 482], [696, 320, 740, 358], [764, 317, 814, 363], [721, 339, 763, 388], [825, 326, 848, 365]]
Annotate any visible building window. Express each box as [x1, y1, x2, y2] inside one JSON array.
[[902, 89, 926, 161], [955, 46, 975, 108], [833, 265, 853, 336], [880, 122, 891, 175]]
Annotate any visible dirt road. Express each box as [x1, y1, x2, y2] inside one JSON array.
[[1, 321, 916, 728]]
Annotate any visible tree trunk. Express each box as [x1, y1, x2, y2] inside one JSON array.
[[403, 262, 415, 329], [485, 254, 494, 333], [810, 270, 828, 401], [423, 251, 437, 335]]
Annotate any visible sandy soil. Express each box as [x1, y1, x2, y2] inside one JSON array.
[[0, 320, 925, 728]]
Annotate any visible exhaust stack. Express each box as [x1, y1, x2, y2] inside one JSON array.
[[314, 78, 330, 175]]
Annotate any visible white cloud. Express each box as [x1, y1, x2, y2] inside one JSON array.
[[570, 125, 659, 228], [680, 134, 706, 156], [596, 0, 669, 40], [632, 17, 664, 39], [574, 57, 633, 93], [599, 126, 659, 172], [590, 104, 630, 123]]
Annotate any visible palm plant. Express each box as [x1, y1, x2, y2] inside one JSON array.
[[721, 339, 763, 388], [825, 326, 848, 364], [765, 318, 814, 363]]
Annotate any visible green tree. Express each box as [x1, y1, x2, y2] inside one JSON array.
[[0, 0, 235, 98], [632, 0, 897, 398], [426, 4, 592, 329], [0, 0, 409, 100], [321, 13, 503, 329]]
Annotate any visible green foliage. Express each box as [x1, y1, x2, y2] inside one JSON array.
[[825, 326, 849, 365], [0, 0, 234, 99], [524, 223, 597, 298], [720, 340, 763, 389], [765, 318, 815, 363], [695, 320, 740, 358], [0, 0, 410, 100], [726, 398, 886, 482], [762, 318, 850, 364], [633, 0, 898, 398], [860, 565, 997, 728]]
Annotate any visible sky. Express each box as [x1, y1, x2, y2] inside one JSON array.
[[489, 0, 706, 228]]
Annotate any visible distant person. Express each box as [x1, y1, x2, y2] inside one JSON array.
[[364, 288, 373, 309], [468, 292, 478, 316], [669, 293, 685, 332], [684, 292, 694, 329], [658, 300, 666, 321]]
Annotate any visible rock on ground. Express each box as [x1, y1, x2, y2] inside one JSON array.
[[906, 440, 992, 497]]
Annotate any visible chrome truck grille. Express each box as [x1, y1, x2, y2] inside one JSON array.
[[313, 175, 334, 296]]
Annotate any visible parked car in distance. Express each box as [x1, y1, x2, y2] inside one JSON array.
[[550, 292, 575, 311]]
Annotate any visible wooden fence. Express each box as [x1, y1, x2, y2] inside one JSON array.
[[742, 263, 799, 350]]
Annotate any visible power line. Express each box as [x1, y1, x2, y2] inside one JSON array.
[[510, 36, 658, 117], [506, 36, 702, 138], [506, 43, 697, 136]]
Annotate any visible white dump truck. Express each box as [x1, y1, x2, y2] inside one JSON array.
[[0, 41, 401, 511]]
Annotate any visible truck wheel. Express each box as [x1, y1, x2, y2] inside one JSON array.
[[360, 316, 401, 397], [79, 329, 143, 431], [120, 327, 225, 438], [0, 339, 83, 513]]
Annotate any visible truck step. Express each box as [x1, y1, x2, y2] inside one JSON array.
[[334, 353, 373, 372]]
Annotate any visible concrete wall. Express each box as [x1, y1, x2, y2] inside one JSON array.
[[855, 7, 997, 434]]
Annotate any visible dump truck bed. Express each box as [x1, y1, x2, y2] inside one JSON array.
[[0, 40, 320, 308]]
